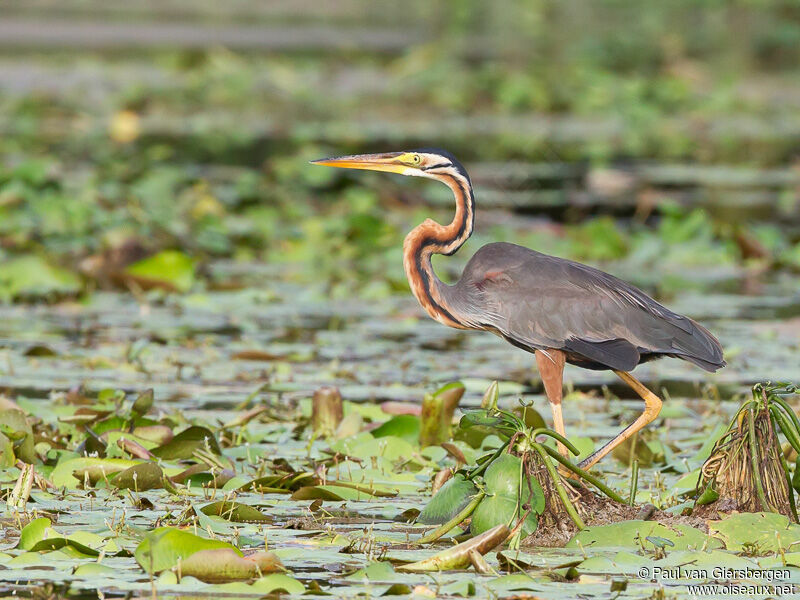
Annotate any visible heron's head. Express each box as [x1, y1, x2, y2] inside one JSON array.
[[311, 149, 469, 184]]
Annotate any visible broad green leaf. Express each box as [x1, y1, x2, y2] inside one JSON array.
[[471, 494, 537, 537], [672, 468, 701, 493], [73, 563, 118, 577], [200, 501, 272, 523], [330, 434, 415, 462], [109, 462, 166, 491], [0, 255, 81, 301], [346, 561, 396, 581], [689, 423, 729, 468], [708, 512, 800, 552], [250, 574, 305, 594], [17, 517, 50, 550], [91, 415, 128, 435], [484, 453, 522, 498], [134, 527, 240, 574], [51, 457, 140, 488], [238, 472, 315, 493], [291, 484, 373, 501], [576, 551, 649, 576], [371, 415, 420, 445], [17, 521, 103, 557], [124, 250, 195, 293], [0, 409, 36, 463], [417, 474, 478, 525], [469, 453, 542, 534], [27, 536, 99, 557], [568, 521, 723, 550], [151, 426, 221, 460], [179, 548, 282, 582]]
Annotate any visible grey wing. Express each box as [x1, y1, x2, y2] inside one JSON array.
[[457, 243, 725, 372]]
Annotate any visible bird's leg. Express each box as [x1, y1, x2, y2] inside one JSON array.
[[534, 349, 568, 458], [578, 370, 663, 471]]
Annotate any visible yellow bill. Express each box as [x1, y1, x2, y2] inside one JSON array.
[[311, 152, 410, 174]]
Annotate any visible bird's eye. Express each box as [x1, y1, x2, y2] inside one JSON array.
[[412, 154, 421, 165]]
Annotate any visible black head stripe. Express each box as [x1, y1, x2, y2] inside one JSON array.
[[422, 162, 451, 171]]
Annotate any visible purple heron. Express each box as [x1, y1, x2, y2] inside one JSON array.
[[312, 150, 725, 469]]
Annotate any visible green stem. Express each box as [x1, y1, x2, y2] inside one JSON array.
[[770, 406, 800, 453], [532, 443, 584, 530], [418, 491, 486, 544], [531, 428, 580, 456], [541, 445, 627, 505], [771, 396, 800, 434], [629, 460, 639, 507], [778, 450, 799, 523]]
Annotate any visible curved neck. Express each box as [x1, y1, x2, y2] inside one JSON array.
[[402, 171, 474, 329]]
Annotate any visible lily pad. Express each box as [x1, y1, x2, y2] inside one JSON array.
[[372, 415, 420, 445], [179, 548, 283, 582], [17, 517, 51, 550], [135, 527, 241, 574], [200, 501, 272, 523], [708, 512, 800, 553], [109, 462, 167, 491], [17, 518, 102, 557], [0, 254, 81, 301], [568, 521, 723, 551], [51, 457, 141, 488], [123, 250, 195, 293], [151, 426, 222, 460]]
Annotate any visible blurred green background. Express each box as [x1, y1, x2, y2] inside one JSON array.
[[0, 0, 799, 303]]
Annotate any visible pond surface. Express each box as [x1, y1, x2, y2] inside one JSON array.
[[1, 259, 799, 598]]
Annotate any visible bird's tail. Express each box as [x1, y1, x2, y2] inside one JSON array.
[[672, 319, 726, 372]]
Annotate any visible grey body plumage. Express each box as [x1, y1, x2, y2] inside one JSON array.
[[450, 242, 725, 372]]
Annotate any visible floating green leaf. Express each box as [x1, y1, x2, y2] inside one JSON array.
[[200, 501, 272, 523], [0, 254, 81, 301], [178, 548, 283, 582], [109, 462, 167, 491], [708, 512, 800, 552], [51, 457, 141, 488], [151, 426, 222, 460], [135, 528, 240, 574], [17, 517, 51, 551], [372, 415, 420, 445], [123, 250, 195, 293], [568, 521, 723, 550]]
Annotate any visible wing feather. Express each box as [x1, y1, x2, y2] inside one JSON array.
[[457, 242, 725, 371]]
